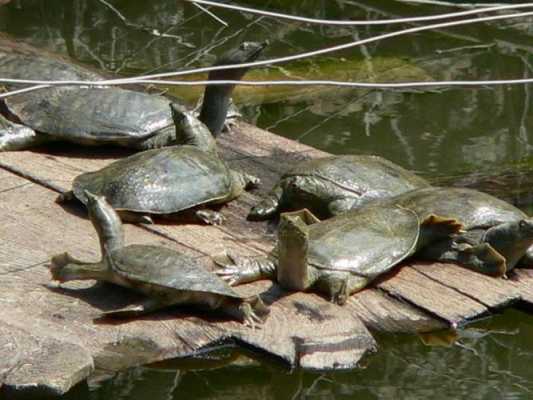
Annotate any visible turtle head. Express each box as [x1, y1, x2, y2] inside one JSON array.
[[483, 218, 533, 272], [517, 218, 533, 236], [84, 190, 124, 256], [170, 103, 216, 152], [200, 41, 267, 137], [210, 41, 268, 81]]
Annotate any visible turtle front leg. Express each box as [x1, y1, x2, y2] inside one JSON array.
[[419, 240, 507, 277], [195, 209, 225, 225], [0, 116, 52, 151], [214, 253, 277, 285], [49, 253, 108, 282], [518, 246, 533, 268], [247, 183, 284, 221], [132, 125, 176, 150]]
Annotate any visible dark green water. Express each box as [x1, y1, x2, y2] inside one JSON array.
[[1, 0, 533, 398]]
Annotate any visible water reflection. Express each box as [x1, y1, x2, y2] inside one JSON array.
[[60, 310, 533, 400], [1, 0, 532, 179]]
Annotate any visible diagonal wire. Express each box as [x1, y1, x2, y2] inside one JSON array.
[[185, 0, 533, 26], [1, 9, 533, 97]]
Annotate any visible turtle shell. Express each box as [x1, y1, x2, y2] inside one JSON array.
[[72, 146, 233, 214], [110, 244, 242, 298], [387, 187, 525, 230], [4, 87, 172, 145], [282, 155, 429, 214], [0, 50, 102, 84], [304, 204, 421, 279]]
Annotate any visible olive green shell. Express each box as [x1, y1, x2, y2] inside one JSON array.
[[5, 87, 173, 145], [0, 48, 174, 145], [110, 244, 242, 298], [0, 49, 102, 84], [303, 205, 421, 278], [276, 155, 429, 218], [72, 146, 234, 214], [386, 187, 525, 230]]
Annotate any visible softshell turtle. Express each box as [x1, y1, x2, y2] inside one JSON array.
[[59, 104, 259, 224], [383, 187, 533, 276], [248, 155, 430, 220], [217, 206, 462, 304], [0, 41, 266, 151], [49, 191, 269, 327]]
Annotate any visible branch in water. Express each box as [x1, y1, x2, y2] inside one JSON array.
[[97, 0, 196, 48]]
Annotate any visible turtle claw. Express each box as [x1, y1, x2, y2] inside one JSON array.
[[196, 209, 225, 225], [56, 191, 74, 203], [241, 303, 264, 330], [215, 265, 241, 286], [330, 279, 349, 305]]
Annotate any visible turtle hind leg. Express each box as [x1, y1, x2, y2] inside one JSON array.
[[219, 295, 270, 328], [518, 246, 533, 268], [116, 210, 153, 225], [320, 274, 369, 305], [102, 297, 171, 319], [247, 183, 284, 221]]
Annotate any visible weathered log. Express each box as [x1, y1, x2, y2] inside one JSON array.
[[2, 121, 533, 396]]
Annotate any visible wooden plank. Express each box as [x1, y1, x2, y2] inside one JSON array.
[[0, 172, 376, 395], [0, 168, 32, 193], [509, 269, 533, 305], [410, 261, 521, 309], [347, 289, 447, 333], [377, 266, 489, 327], [0, 321, 93, 397]]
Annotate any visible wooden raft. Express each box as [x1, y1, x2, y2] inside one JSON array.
[[1, 122, 532, 396]]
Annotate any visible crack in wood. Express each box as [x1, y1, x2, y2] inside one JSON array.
[[0, 181, 32, 194], [411, 267, 496, 309], [0, 261, 47, 276]]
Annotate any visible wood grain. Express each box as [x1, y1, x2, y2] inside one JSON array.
[[0, 171, 375, 395]]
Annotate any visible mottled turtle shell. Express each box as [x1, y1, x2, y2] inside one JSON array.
[[110, 244, 242, 298], [72, 146, 234, 214], [303, 205, 421, 278], [4, 87, 172, 145], [256, 155, 430, 219], [286, 155, 428, 190], [387, 187, 525, 230], [0, 49, 102, 83]]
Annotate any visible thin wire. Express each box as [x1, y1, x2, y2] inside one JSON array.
[[1, 78, 531, 100], [185, 0, 533, 26], [2, 10, 533, 97]]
